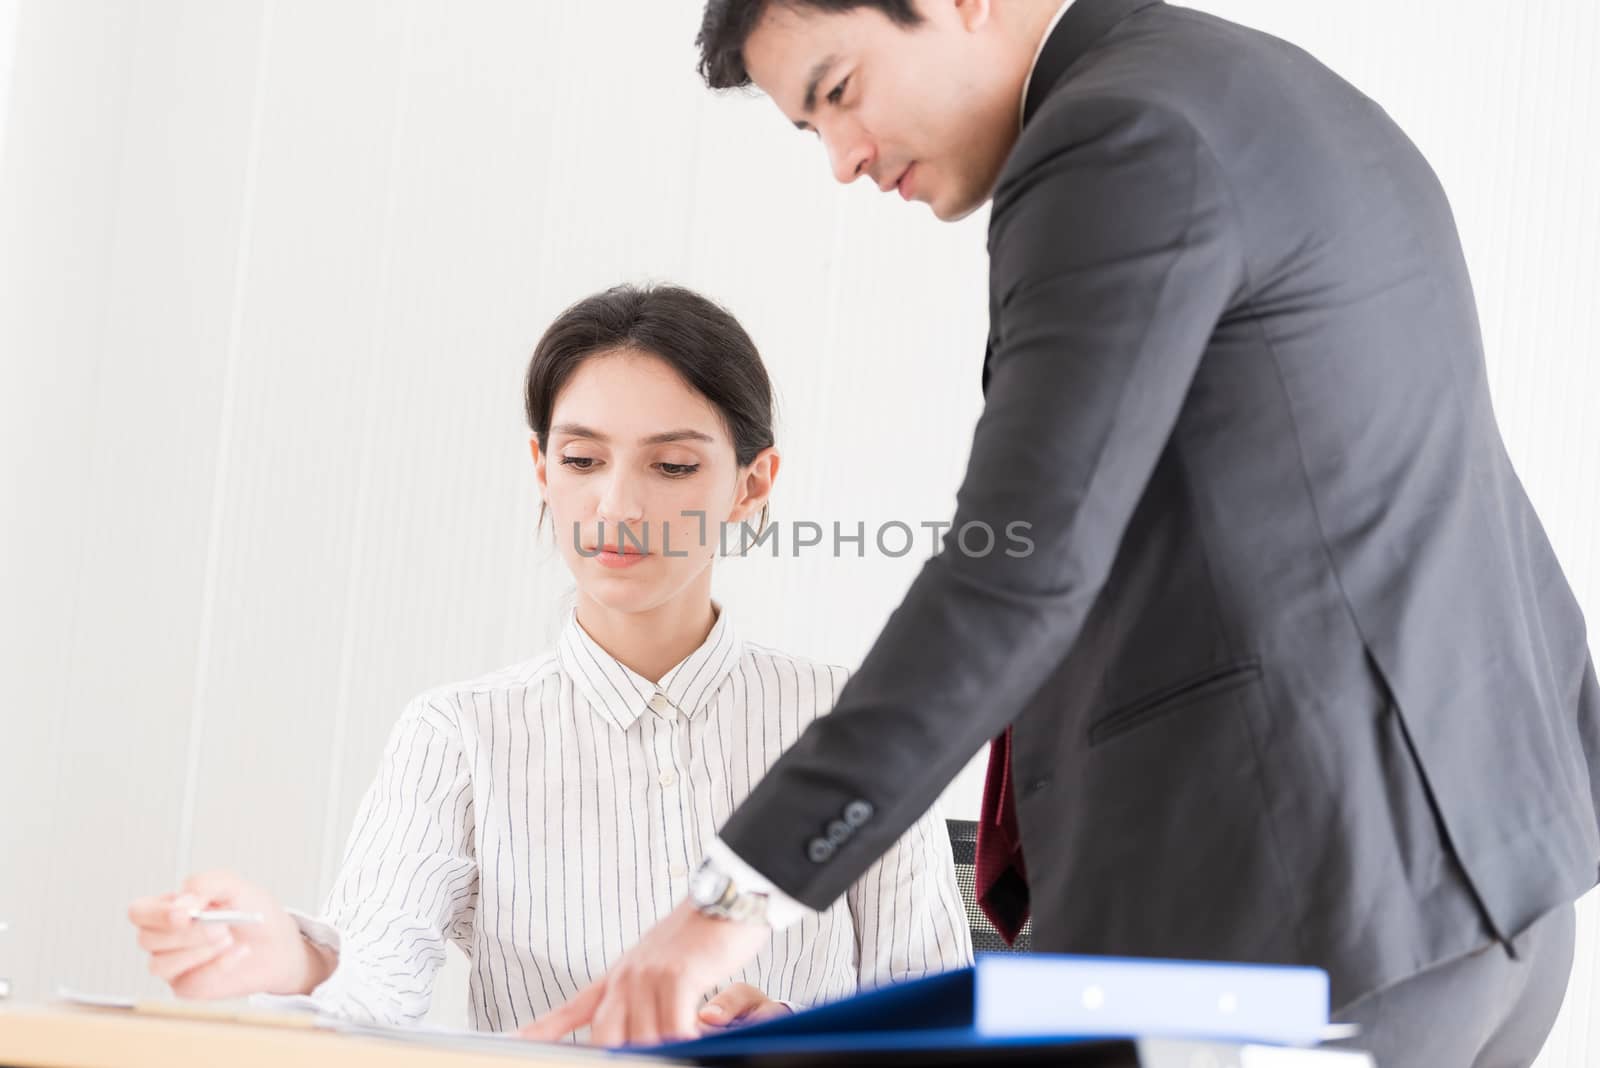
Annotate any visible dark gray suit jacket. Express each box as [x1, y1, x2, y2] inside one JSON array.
[[720, 0, 1600, 1010]]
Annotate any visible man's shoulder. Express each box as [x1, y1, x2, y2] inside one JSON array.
[[994, 75, 1210, 232], [987, 85, 1213, 273], [998, 3, 1313, 200]]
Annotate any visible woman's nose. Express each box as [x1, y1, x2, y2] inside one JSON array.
[[595, 474, 646, 530]]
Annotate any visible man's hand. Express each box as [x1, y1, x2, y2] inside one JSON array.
[[517, 900, 771, 1047], [698, 983, 794, 1029]]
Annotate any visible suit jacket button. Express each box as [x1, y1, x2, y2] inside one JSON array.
[[826, 819, 852, 845], [844, 800, 874, 827], [807, 837, 834, 863]]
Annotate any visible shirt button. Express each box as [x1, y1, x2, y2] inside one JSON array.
[[659, 770, 678, 788], [648, 693, 673, 716], [669, 863, 688, 879]]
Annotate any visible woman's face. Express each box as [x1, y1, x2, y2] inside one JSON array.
[[533, 348, 775, 616]]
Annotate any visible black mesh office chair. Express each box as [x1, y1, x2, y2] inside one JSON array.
[[946, 818, 1033, 954]]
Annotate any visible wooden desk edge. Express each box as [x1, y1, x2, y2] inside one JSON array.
[[0, 1005, 678, 1068]]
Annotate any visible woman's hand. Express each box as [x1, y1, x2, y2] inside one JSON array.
[[697, 983, 793, 1030], [127, 870, 335, 999]]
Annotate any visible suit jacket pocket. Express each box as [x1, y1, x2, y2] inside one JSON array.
[[1088, 660, 1262, 747]]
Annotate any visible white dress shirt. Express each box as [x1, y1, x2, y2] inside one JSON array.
[[263, 606, 972, 1031]]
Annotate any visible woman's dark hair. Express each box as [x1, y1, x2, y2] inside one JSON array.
[[696, 0, 923, 90], [525, 283, 776, 528]]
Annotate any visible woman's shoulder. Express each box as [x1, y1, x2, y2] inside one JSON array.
[[738, 640, 850, 702], [399, 650, 565, 732]]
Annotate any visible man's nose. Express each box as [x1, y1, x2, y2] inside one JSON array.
[[824, 125, 875, 186]]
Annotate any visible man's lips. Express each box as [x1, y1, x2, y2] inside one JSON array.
[[893, 163, 917, 201], [878, 163, 914, 197]]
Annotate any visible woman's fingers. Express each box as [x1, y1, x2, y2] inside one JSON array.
[[168, 943, 255, 1000], [166, 894, 205, 923], [127, 893, 184, 930], [182, 870, 244, 904], [137, 922, 232, 954], [130, 871, 301, 1000], [698, 982, 765, 1026], [698, 983, 791, 1031], [147, 935, 236, 982]]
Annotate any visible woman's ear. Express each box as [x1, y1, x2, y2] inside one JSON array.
[[530, 436, 548, 496], [731, 447, 781, 527], [530, 436, 552, 531]]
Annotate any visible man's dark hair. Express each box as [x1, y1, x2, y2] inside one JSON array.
[[696, 0, 924, 90]]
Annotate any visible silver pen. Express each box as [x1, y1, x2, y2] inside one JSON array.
[[188, 909, 264, 925]]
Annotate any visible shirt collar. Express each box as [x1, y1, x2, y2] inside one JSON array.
[[1020, 0, 1078, 130], [558, 604, 742, 731]]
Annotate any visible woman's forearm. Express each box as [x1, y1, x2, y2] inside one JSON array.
[[277, 933, 339, 996]]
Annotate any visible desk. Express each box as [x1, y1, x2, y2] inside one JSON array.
[[0, 1005, 673, 1068], [0, 1006, 1374, 1068]]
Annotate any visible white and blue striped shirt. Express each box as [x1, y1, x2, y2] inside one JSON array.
[[275, 606, 972, 1031]]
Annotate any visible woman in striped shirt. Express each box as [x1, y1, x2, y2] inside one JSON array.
[[127, 283, 973, 1036]]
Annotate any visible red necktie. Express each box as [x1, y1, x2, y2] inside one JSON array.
[[974, 725, 1031, 944]]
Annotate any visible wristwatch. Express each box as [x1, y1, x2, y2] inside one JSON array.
[[689, 857, 772, 925]]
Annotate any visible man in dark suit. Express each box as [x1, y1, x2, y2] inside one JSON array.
[[525, 2, 1600, 1062]]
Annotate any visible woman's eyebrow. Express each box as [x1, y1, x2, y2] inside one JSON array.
[[551, 423, 715, 446], [642, 429, 716, 445]]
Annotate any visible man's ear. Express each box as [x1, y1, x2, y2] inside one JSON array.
[[954, 0, 996, 34], [731, 447, 781, 526]]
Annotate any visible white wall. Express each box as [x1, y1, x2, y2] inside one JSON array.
[[0, 0, 17, 160], [1, 0, 1595, 1061]]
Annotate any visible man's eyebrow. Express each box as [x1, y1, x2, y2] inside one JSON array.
[[794, 54, 839, 126], [550, 423, 715, 447]]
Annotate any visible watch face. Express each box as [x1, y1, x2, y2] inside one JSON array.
[[690, 865, 730, 908]]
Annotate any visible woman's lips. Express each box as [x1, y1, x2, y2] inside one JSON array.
[[592, 549, 649, 570]]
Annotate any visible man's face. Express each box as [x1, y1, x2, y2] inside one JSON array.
[[742, 0, 1024, 221]]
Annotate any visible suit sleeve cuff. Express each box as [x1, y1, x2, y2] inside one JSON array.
[[704, 837, 812, 932]]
